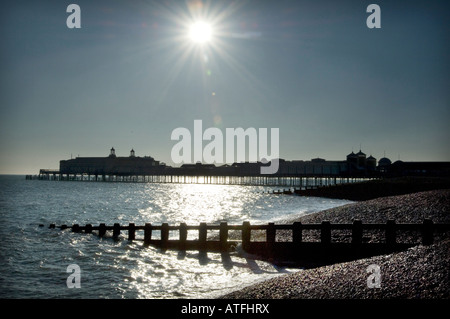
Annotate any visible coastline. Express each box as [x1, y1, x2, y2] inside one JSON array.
[[220, 188, 450, 299], [292, 176, 450, 201]]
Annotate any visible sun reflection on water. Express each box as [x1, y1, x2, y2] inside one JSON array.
[[139, 183, 261, 225], [121, 182, 301, 298], [123, 240, 294, 299], [75, 182, 352, 299]]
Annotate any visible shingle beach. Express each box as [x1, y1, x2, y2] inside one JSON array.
[[221, 189, 450, 299]]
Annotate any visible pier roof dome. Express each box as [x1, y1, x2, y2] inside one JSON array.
[[378, 157, 392, 166]]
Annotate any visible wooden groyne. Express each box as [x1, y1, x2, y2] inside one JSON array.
[[48, 219, 450, 267]]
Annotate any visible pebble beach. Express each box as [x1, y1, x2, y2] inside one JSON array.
[[221, 189, 450, 299]]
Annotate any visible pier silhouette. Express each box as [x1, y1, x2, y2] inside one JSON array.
[[28, 148, 450, 187]]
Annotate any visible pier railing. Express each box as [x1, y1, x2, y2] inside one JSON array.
[[48, 219, 450, 266]]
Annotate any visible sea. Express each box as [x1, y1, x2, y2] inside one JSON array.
[[0, 175, 352, 299]]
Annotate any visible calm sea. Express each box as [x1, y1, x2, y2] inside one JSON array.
[[0, 175, 351, 299]]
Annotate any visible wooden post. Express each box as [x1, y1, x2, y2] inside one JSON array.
[[161, 223, 169, 249], [199, 223, 207, 251], [99, 223, 106, 237], [72, 224, 80, 233], [144, 223, 152, 246], [386, 220, 396, 246], [293, 222, 302, 244], [321, 221, 331, 245], [128, 223, 135, 241], [266, 222, 276, 253], [422, 219, 434, 245], [219, 222, 228, 251], [85, 224, 93, 234], [352, 220, 363, 245], [113, 223, 121, 238], [242, 221, 251, 251], [179, 223, 188, 250], [267, 223, 276, 243]]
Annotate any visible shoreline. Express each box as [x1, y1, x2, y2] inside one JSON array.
[[292, 176, 450, 201], [220, 188, 450, 299]]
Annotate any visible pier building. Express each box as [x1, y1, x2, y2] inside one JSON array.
[[59, 147, 166, 176], [30, 147, 450, 185]]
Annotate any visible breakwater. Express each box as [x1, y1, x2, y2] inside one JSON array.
[[48, 219, 450, 267]]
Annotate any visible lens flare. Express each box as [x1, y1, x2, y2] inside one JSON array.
[[189, 21, 212, 43]]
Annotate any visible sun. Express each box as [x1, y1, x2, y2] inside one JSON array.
[[188, 21, 213, 44]]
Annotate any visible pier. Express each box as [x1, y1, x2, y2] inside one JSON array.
[[26, 147, 382, 187], [27, 148, 450, 187], [27, 169, 371, 188], [48, 219, 450, 267]]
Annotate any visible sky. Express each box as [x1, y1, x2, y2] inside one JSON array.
[[1, 0, 449, 174]]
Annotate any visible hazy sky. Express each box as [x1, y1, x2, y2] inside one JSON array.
[[1, 0, 449, 174]]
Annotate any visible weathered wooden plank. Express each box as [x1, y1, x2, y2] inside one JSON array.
[[49, 220, 450, 260]]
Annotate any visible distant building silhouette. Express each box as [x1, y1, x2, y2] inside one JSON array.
[[109, 147, 116, 158], [366, 155, 377, 171], [344, 150, 377, 174], [60, 147, 164, 176], [54, 147, 450, 178], [382, 160, 450, 177], [377, 157, 392, 173]]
